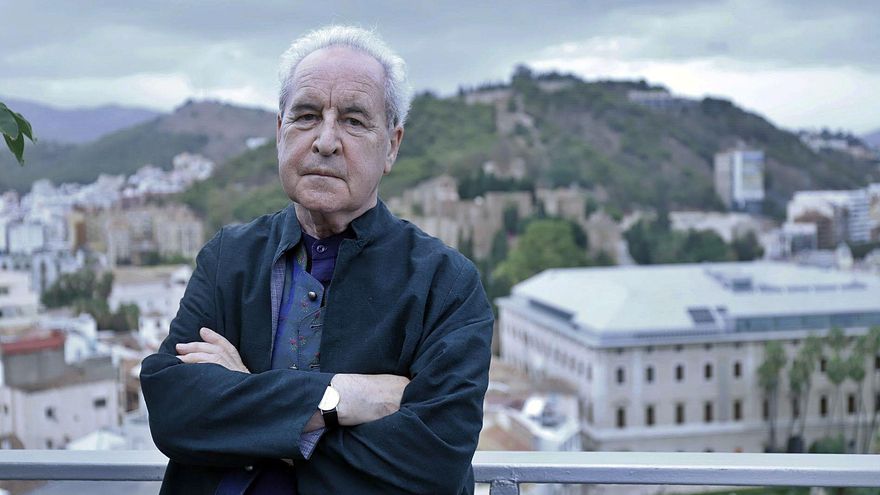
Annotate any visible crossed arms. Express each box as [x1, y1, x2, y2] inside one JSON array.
[[175, 327, 411, 431], [139, 230, 494, 493]]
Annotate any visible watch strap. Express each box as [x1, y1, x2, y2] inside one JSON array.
[[321, 408, 339, 429]]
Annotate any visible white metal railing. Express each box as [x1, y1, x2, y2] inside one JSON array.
[[0, 450, 878, 494]]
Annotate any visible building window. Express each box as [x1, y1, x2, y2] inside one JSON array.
[[704, 402, 713, 423], [675, 403, 685, 424], [704, 343, 713, 350], [675, 345, 683, 352], [704, 363, 713, 380], [847, 394, 856, 415], [587, 365, 592, 381], [46, 439, 53, 449], [645, 366, 654, 383], [876, 393, 880, 414], [733, 361, 742, 378], [675, 365, 684, 382], [616, 407, 626, 428], [875, 355, 880, 371], [733, 400, 743, 421], [762, 399, 769, 420], [616, 367, 625, 384], [93, 398, 107, 409], [586, 403, 593, 424], [646, 405, 655, 426], [820, 358, 827, 373], [820, 395, 828, 417], [45, 407, 55, 420]]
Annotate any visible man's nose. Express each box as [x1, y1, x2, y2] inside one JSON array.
[[312, 119, 341, 156]]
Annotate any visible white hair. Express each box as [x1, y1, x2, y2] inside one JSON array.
[[278, 25, 413, 128]]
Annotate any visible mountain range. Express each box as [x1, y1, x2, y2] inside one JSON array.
[[0, 96, 160, 144], [0, 99, 276, 192]]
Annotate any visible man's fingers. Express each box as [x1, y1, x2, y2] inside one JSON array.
[[177, 352, 220, 364], [199, 327, 235, 350], [175, 341, 221, 355]]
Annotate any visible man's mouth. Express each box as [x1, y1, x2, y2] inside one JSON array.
[[303, 168, 342, 179]]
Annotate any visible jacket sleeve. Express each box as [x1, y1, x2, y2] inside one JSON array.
[[139, 229, 334, 467], [314, 259, 494, 494]]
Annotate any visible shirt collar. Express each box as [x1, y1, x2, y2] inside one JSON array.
[[272, 198, 396, 265]]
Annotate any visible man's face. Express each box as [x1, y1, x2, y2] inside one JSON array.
[[277, 46, 403, 216]]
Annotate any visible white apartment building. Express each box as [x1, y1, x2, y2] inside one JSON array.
[[0, 332, 119, 450], [0, 270, 38, 334], [788, 186, 880, 246], [497, 262, 880, 453], [714, 148, 765, 213]]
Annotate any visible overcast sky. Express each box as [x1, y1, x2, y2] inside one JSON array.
[[1, 0, 878, 133]]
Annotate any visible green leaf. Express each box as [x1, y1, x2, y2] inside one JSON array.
[[4, 131, 25, 165], [0, 108, 19, 137], [12, 112, 35, 142]]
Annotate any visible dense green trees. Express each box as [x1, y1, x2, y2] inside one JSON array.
[[624, 214, 763, 264], [41, 269, 140, 332], [493, 218, 588, 288]]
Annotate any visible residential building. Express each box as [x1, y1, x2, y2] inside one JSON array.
[[0, 331, 119, 450], [714, 148, 765, 213], [0, 270, 38, 335], [787, 187, 879, 248], [497, 261, 880, 453]]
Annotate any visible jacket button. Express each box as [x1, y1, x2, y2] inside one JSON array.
[[244, 465, 254, 472], [307, 291, 317, 301]]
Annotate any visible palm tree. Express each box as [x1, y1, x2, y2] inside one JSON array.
[[845, 344, 866, 452], [795, 335, 824, 440], [758, 341, 787, 451], [825, 327, 849, 436]]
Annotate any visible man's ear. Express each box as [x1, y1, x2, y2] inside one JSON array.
[[384, 126, 404, 175]]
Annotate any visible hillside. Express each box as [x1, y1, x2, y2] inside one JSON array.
[[180, 69, 879, 231], [864, 128, 880, 149], [0, 96, 160, 144], [0, 100, 276, 192]]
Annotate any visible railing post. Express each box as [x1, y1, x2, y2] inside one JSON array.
[[489, 479, 520, 495]]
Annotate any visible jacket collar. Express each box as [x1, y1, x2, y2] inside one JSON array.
[[273, 199, 396, 264]]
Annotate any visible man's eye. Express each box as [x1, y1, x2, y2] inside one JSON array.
[[295, 114, 318, 123], [346, 117, 364, 127]]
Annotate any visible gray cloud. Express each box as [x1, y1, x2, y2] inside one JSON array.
[[1, 0, 877, 130]]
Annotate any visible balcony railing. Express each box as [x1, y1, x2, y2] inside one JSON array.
[[0, 450, 878, 494]]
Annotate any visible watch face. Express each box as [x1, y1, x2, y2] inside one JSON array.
[[319, 385, 340, 411]]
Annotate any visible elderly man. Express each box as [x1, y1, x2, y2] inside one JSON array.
[[140, 25, 493, 495]]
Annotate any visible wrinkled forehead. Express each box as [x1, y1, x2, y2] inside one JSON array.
[[288, 46, 386, 105]]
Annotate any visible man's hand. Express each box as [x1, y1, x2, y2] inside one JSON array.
[[331, 373, 410, 426], [175, 327, 250, 374]]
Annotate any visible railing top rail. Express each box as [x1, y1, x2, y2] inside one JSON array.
[[473, 451, 880, 487], [0, 450, 877, 487]]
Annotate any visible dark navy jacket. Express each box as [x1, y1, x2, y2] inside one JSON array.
[[140, 201, 494, 494]]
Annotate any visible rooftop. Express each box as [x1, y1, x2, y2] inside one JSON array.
[[503, 261, 880, 343]]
